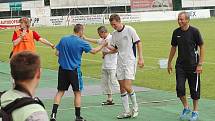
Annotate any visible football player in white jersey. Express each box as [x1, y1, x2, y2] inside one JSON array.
[[106, 14, 144, 119]]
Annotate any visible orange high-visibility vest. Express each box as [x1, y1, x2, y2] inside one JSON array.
[[12, 29, 36, 56]]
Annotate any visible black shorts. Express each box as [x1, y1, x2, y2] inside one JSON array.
[[57, 67, 83, 91], [175, 66, 200, 100]]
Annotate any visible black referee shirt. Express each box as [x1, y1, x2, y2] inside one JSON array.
[[171, 26, 204, 68]]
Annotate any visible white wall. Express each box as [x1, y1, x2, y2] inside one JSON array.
[[0, 0, 50, 18], [0, 0, 44, 11], [182, 0, 215, 8], [0, 3, 10, 11], [50, 0, 130, 8], [0, 9, 211, 28], [27, 9, 213, 27]]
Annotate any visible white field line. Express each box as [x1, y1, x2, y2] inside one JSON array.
[[46, 98, 178, 111]]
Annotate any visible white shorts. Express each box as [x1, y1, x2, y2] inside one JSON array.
[[116, 63, 137, 80], [101, 69, 120, 94]]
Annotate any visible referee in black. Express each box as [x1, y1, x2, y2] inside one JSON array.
[[167, 12, 205, 121]]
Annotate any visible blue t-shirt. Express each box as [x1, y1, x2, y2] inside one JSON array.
[[56, 35, 92, 70]]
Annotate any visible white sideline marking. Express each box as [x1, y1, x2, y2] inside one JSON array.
[[46, 98, 178, 111]]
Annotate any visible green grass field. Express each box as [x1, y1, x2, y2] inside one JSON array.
[[1, 17, 215, 100]]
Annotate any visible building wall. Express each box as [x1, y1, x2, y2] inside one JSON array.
[[50, 0, 130, 8], [182, 0, 215, 8]]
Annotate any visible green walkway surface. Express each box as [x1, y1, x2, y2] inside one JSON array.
[[42, 89, 215, 121], [0, 62, 214, 121]]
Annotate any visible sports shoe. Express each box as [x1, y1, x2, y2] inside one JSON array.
[[75, 116, 86, 121], [117, 112, 131, 119], [189, 112, 199, 121], [131, 109, 138, 118], [179, 108, 191, 120], [101, 100, 115, 105], [50, 113, 56, 121]]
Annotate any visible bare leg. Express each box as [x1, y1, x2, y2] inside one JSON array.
[[193, 99, 198, 111], [179, 96, 189, 109], [54, 90, 65, 104], [74, 91, 82, 118], [74, 91, 81, 107], [50, 90, 65, 120]]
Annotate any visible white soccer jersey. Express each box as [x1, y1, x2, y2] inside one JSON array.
[[110, 25, 140, 66], [97, 34, 117, 69]]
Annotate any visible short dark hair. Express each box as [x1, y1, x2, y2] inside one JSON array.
[[73, 24, 84, 33], [97, 26, 108, 33], [10, 51, 40, 82], [109, 14, 121, 22]]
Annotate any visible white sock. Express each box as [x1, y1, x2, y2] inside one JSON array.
[[121, 92, 130, 113], [193, 111, 198, 113], [129, 90, 138, 111]]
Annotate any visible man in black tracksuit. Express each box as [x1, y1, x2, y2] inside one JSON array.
[[167, 12, 205, 121]]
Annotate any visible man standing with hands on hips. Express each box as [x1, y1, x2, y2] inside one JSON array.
[[167, 12, 205, 121]]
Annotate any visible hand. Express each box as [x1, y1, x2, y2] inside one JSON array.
[[51, 44, 55, 49], [195, 65, 203, 74], [102, 51, 108, 59], [138, 58, 144, 68], [20, 30, 27, 38], [82, 35, 86, 39], [167, 63, 172, 74]]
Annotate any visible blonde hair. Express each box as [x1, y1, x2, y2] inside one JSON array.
[[19, 17, 31, 28]]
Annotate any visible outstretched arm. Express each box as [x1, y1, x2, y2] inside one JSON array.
[[83, 36, 98, 44], [39, 38, 55, 49], [90, 41, 109, 54], [90, 45, 104, 54]]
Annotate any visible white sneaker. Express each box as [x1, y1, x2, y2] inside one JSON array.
[[131, 109, 138, 118], [117, 112, 131, 119]]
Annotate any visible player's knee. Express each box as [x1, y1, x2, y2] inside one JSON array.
[[190, 91, 200, 100], [57, 90, 65, 96], [120, 88, 126, 93], [176, 89, 185, 98], [74, 91, 81, 96]]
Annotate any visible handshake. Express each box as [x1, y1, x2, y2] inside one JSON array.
[[82, 35, 108, 48]]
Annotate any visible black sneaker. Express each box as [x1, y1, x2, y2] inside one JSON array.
[[75, 116, 86, 121], [50, 113, 56, 121], [102, 100, 115, 105]]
